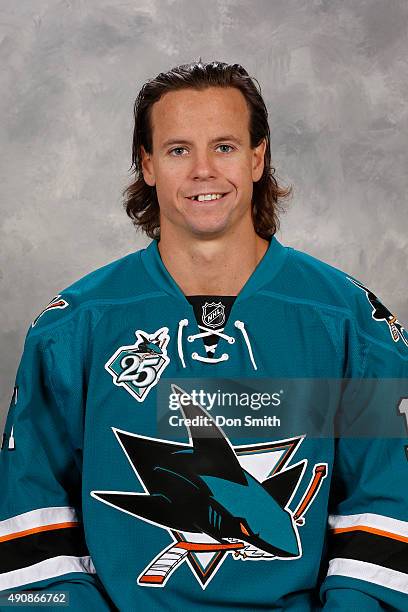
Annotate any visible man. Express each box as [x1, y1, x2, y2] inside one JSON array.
[[1, 61, 407, 610]]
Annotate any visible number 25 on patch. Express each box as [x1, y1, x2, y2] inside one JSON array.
[[105, 327, 170, 402]]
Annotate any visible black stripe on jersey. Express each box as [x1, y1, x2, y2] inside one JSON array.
[[329, 531, 408, 574], [0, 525, 89, 573]]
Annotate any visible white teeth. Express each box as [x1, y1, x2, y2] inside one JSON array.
[[192, 193, 224, 202]]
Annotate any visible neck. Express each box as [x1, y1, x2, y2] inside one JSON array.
[[157, 227, 269, 296]]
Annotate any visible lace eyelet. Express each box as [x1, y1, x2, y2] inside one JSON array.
[[187, 336, 194, 342], [222, 353, 229, 360], [228, 338, 235, 344], [192, 352, 198, 360]]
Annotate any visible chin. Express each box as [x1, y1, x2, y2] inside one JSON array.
[[185, 213, 235, 237], [187, 222, 231, 238]]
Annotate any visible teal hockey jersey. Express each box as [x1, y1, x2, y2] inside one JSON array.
[[1, 236, 408, 610]]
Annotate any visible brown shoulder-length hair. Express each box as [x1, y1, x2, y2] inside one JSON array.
[[122, 60, 293, 240]]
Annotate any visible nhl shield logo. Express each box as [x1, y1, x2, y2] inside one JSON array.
[[105, 327, 170, 402], [202, 302, 225, 328]]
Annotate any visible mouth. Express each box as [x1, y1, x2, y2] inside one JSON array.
[[186, 192, 229, 203]]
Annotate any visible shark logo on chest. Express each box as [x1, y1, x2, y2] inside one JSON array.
[[91, 385, 327, 589]]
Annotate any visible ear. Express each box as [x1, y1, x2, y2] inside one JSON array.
[[252, 138, 267, 183], [140, 145, 156, 187]]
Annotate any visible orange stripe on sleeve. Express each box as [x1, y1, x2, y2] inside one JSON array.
[[332, 525, 408, 544], [0, 521, 79, 543]]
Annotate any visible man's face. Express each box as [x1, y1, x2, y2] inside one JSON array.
[[141, 86, 266, 240]]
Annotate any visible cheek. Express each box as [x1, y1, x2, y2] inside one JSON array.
[[154, 168, 177, 196], [155, 174, 184, 213], [156, 163, 185, 190], [221, 157, 252, 183]]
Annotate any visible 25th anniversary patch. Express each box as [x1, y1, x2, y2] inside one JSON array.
[[105, 327, 170, 402]]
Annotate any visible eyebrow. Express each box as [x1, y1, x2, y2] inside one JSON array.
[[160, 135, 244, 150]]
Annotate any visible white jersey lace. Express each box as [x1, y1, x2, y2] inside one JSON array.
[[177, 319, 257, 370]]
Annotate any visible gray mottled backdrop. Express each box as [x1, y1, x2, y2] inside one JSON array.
[[1, 0, 407, 427]]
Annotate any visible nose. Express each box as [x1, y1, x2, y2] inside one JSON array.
[[190, 150, 217, 180]]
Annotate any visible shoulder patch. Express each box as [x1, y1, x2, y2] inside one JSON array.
[[31, 295, 69, 328], [347, 277, 408, 347], [105, 327, 170, 402]]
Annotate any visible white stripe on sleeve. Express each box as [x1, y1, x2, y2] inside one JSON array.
[[0, 555, 96, 591], [327, 558, 408, 595], [329, 513, 408, 539], [0, 507, 78, 539]]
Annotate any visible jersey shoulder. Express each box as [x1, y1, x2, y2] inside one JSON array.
[[29, 243, 157, 334], [280, 246, 408, 351]]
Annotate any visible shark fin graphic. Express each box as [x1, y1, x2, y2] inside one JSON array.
[[171, 384, 247, 485], [91, 491, 169, 516], [262, 462, 306, 508], [91, 491, 184, 529]]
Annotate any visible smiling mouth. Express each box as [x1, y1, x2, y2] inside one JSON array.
[[187, 193, 228, 202]]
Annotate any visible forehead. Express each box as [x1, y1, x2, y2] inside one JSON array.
[[149, 86, 250, 144]]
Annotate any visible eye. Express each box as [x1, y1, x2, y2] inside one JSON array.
[[216, 144, 234, 153], [169, 147, 187, 156]]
